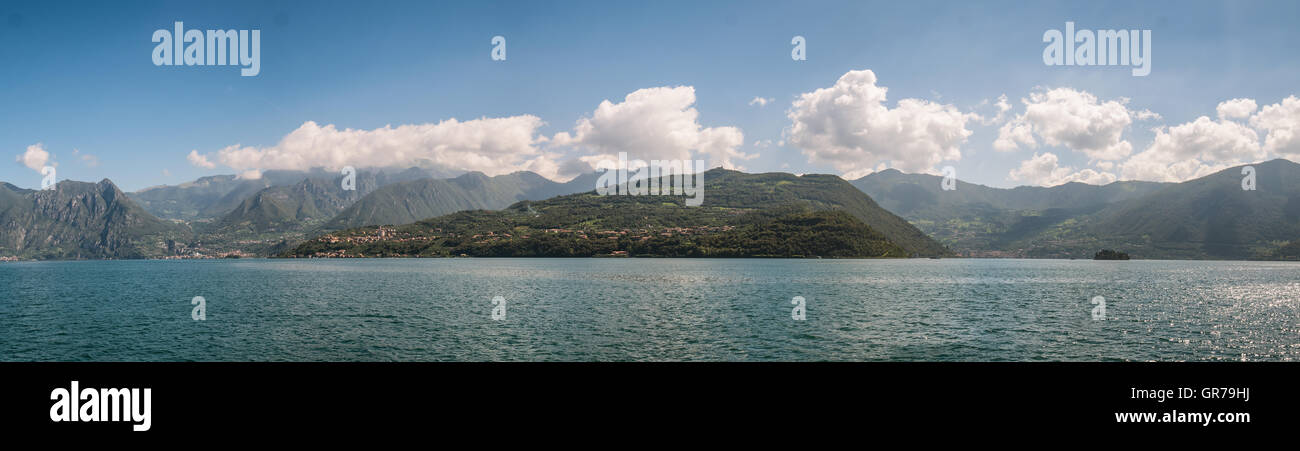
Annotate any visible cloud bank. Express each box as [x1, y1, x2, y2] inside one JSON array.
[[188, 85, 750, 181]]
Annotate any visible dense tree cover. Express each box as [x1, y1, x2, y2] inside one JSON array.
[[286, 199, 909, 259], [285, 168, 947, 259], [1093, 249, 1130, 260]]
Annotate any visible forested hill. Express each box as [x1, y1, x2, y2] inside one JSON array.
[[284, 169, 948, 258]]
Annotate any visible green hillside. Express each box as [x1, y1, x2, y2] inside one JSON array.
[[286, 168, 946, 258]]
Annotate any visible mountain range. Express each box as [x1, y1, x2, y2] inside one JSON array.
[[2, 159, 1298, 260], [852, 159, 1300, 259]]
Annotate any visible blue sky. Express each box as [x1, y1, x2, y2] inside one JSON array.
[[2, 0, 1298, 191]]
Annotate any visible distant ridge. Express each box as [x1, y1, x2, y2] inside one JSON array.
[[852, 159, 1300, 259], [322, 171, 599, 230]]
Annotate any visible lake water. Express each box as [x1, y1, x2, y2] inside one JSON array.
[[1, 258, 1297, 361]]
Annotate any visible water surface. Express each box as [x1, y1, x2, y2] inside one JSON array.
[[1, 258, 1296, 361]]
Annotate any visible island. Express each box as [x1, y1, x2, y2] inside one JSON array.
[[1093, 249, 1131, 260]]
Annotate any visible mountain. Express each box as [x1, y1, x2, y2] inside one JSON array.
[[703, 170, 947, 256], [1075, 159, 1300, 259], [852, 159, 1300, 259], [128, 167, 457, 221], [322, 171, 600, 230], [0, 180, 188, 259], [181, 169, 596, 256], [854, 168, 1166, 213], [211, 177, 362, 233], [130, 171, 304, 220], [852, 169, 1168, 256], [286, 168, 946, 258]]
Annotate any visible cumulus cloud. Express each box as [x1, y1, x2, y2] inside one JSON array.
[[187, 150, 216, 169], [993, 88, 1139, 162], [1009, 152, 1116, 186], [551, 86, 752, 170], [981, 94, 1013, 125], [784, 69, 973, 179], [749, 96, 774, 107], [15, 143, 51, 172], [1134, 109, 1162, 121], [1217, 98, 1258, 120], [1120, 115, 1263, 182], [1250, 95, 1300, 160], [191, 116, 560, 179]]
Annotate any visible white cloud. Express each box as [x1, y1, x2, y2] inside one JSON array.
[[1119, 151, 1234, 183], [993, 119, 1035, 151], [1120, 116, 1262, 182], [1217, 98, 1257, 120], [187, 150, 216, 169], [987, 94, 1013, 125], [551, 86, 752, 170], [1134, 109, 1162, 121], [784, 69, 973, 179], [193, 116, 560, 179], [1008, 152, 1116, 186], [1250, 95, 1300, 160], [974, 94, 1015, 126], [749, 96, 774, 107], [994, 88, 1138, 161], [16, 143, 51, 172]]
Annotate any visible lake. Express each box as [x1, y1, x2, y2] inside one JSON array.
[[1, 258, 1297, 361]]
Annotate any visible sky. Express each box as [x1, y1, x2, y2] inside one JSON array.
[[2, 0, 1298, 191]]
